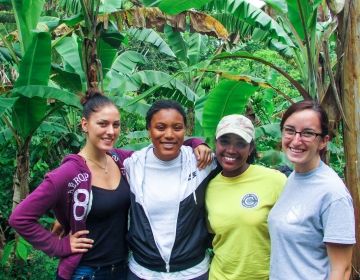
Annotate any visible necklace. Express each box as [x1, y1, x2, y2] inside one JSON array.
[[81, 154, 108, 174]]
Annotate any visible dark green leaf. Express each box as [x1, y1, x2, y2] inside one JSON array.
[[11, 0, 45, 53], [54, 35, 86, 88], [98, 36, 118, 77], [1, 240, 15, 265], [15, 31, 51, 87]]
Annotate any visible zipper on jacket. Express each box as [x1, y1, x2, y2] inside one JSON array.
[[166, 262, 170, 273]]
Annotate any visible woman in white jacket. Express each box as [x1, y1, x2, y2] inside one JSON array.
[[125, 99, 219, 280]]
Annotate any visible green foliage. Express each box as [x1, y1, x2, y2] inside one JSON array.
[[1, 240, 58, 280]]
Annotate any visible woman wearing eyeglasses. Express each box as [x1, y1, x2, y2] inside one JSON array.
[[268, 100, 355, 280]]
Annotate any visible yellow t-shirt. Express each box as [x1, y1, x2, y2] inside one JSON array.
[[205, 164, 286, 280]]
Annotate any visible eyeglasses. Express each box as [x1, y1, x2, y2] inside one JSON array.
[[282, 126, 323, 142]]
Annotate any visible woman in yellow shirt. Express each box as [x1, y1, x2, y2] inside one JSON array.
[[206, 114, 286, 280]]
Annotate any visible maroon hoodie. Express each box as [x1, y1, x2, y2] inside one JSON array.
[[9, 149, 133, 279]]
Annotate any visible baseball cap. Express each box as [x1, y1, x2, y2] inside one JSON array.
[[215, 114, 255, 143]]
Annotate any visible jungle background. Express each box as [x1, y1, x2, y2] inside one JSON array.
[[0, 0, 359, 279]]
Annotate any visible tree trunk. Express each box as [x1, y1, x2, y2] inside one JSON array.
[[341, 0, 360, 278], [12, 139, 30, 210]]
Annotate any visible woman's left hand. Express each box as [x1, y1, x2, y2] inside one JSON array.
[[194, 144, 213, 169]]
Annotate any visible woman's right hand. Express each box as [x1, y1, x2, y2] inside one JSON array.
[[69, 230, 94, 253]]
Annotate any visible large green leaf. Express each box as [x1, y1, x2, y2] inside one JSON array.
[[11, 31, 51, 139], [11, 85, 81, 139], [11, 85, 81, 109], [98, 38, 118, 76], [15, 31, 51, 87], [98, 27, 125, 77], [54, 34, 86, 90], [142, 0, 212, 15], [11, 0, 45, 53], [202, 80, 258, 140], [129, 27, 175, 58]]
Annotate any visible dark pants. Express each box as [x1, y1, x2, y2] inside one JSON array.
[[55, 262, 127, 280], [127, 269, 208, 280]]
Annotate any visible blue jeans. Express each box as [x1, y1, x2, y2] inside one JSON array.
[[69, 262, 127, 280]]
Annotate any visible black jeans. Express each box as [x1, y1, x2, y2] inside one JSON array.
[[127, 269, 208, 280]]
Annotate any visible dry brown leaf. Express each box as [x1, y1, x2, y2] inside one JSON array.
[[189, 11, 228, 40], [105, 8, 227, 40]]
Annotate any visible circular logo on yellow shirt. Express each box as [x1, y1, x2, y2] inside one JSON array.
[[241, 193, 259, 208]]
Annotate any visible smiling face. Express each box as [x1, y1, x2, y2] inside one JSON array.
[[282, 109, 328, 173], [148, 108, 186, 161], [81, 104, 120, 153], [216, 133, 253, 177]]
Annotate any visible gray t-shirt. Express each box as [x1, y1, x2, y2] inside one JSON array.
[[268, 161, 355, 280]]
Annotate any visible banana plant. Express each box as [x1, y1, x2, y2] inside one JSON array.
[[0, 0, 82, 211], [204, 0, 343, 103]]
